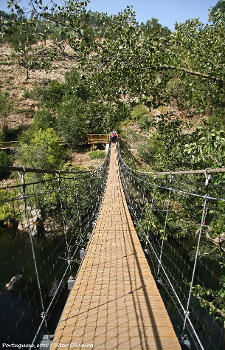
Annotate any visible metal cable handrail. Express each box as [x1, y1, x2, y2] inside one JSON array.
[[116, 141, 224, 350]]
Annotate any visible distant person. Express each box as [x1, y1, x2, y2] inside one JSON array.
[[110, 130, 118, 143]]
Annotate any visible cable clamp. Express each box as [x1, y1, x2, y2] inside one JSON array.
[[184, 310, 190, 317], [204, 169, 211, 187], [41, 311, 46, 319]]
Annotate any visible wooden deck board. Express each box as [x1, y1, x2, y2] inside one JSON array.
[[50, 144, 181, 350]]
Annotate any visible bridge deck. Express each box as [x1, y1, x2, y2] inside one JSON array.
[[50, 144, 181, 350]]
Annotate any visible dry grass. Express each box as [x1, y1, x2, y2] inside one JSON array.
[[0, 42, 75, 129]]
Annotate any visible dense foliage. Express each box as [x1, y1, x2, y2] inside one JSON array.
[[1, 0, 224, 332], [17, 128, 66, 170], [136, 114, 225, 171], [88, 149, 105, 159], [23, 69, 130, 145], [1, 0, 224, 129]]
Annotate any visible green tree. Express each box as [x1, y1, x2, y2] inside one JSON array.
[[138, 116, 225, 171], [211, 0, 225, 23], [17, 128, 66, 170], [34, 80, 66, 109], [2, 8, 54, 79], [0, 90, 12, 141], [57, 97, 111, 144], [140, 17, 171, 39], [4, 0, 224, 124], [32, 108, 57, 131]]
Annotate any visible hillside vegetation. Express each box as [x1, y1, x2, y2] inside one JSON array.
[[0, 0, 224, 172], [0, 0, 225, 334]]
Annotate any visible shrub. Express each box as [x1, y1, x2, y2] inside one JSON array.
[[17, 128, 66, 170], [41, 80, 65, 108], [30, 81, 66, 109], [109, 102, 131, 130], [0, 125, 26, 142], [0, 190, 18, 223], [57, 98, 109, 145], [32, 109, 57, 131], [137, 115, 225, 172], [57, 97, 88, 144], [131, 104, 149, 121], [138, 115, 151, 130]]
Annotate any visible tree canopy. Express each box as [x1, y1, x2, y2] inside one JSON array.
[[1, 0, 224, 131]]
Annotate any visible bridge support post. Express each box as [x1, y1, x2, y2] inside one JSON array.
[[67, 276, 75, 291], [40, 334, 54, 349]]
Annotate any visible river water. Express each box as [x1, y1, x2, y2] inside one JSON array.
[[0, 228, 77, 348]]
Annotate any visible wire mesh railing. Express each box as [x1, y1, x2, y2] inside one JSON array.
[[117, 142, 225, 350], [0, 146, 110, 349]]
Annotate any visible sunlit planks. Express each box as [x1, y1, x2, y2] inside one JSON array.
[[50, 144, 181, 350]]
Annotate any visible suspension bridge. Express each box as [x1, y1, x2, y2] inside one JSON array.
[[50, 143, 181, 350], [0, 142, 224, 350]]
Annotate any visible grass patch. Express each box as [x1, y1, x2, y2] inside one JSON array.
[[88, 150, 106, 160]]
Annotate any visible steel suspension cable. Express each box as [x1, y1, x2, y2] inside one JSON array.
[[157, 174, 173, 276], [57, 171, 71, 269], [29, 235, 84, 349], [21, 170, 49, 334], [182, 171, 211, 335], [116, 143, 207, 350], [29, 146, 111, 348], [145, 235, 205, 350]]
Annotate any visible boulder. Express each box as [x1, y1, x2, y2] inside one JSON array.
[[6, 274, 24, 291], [213, 232, 225, 244], [18, 208, 44, 236]]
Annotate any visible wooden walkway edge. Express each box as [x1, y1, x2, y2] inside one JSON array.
[[50, 144, 181, 350]]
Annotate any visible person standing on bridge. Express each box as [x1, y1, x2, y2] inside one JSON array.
[[110, 130, 118, 143]]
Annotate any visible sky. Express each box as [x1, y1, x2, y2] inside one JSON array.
[[0, 0, 219, 30]]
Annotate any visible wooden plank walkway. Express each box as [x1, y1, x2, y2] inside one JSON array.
[[50, 144, 181, 350]]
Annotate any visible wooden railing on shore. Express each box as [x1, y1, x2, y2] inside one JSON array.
[[87, 134, 110, 144], [0, 135, 110, 150], [0, 140, 68, 150], [0, 141, 19, 150]]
